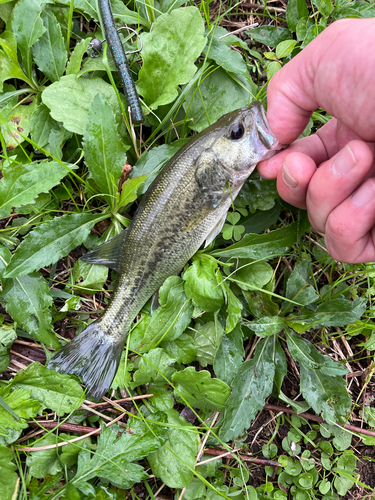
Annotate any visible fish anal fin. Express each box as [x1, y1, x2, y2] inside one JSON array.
[[80, 230, 127, 272]]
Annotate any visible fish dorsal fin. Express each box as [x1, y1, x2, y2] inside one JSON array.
[[204, 212, 227, 247], [80, 229, 127, 272]]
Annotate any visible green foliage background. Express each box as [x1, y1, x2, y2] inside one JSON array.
[[0, 0, 375, 498]]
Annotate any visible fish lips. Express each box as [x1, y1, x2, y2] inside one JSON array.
[[250, 101, 286, 162]]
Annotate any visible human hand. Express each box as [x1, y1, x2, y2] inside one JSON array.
[[258, 19, 375, 263]]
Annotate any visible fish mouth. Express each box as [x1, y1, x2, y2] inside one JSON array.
[[252, 101, 281, 153]]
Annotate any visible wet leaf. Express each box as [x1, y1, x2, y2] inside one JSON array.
[[137, 6, 206, 109], [286, 0, 309, 32], [247, 26, 292, 47], [84, 93, 128, 207], [141, 277, 194, 351], [247, 316, 285, 337], [0, 444, 18, 499], [213, 324, 244, 385], [147, 408, 199, 488], [12, 362, 84, 416], [172, 366, 230, 411], [31, 8, 67, 82], [0, 246, 60, 348], [131, 348, 176, 388], [0, 160, 72, 219], [42, 74, 126, 135], [0, 386, 40, 436], [204, 34, 250, 79], [220, 336, 276, 441], [0, 327, 16, 372], [73, 424, 160, 494], [4, 213, 107, 278], [191, 319, 224, 367], [235, 171, 279, 214], [10, 0, 45, 76], [162, 334, 197, 364], [184, 66, 253, 133], [183, 258, 224, 312], [210, 224, 297, 259]]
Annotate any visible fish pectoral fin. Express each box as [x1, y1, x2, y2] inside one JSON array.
[[150, 289, 161, 314], [80, 229, 127, 272], [204, 212, 227, 247], [182, 193, 229, 233]]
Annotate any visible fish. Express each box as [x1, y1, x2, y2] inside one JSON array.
[[47, 101, 281, 399]]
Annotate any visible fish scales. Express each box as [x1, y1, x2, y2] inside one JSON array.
[[48, 102, 282, 399]]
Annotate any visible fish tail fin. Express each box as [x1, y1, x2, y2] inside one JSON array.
[[47, 321, 124, 400]]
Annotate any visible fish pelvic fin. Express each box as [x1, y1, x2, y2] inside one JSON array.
[[47, 322, 124, 400]]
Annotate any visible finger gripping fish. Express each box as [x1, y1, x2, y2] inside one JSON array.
[[47, 102, 281, 399]]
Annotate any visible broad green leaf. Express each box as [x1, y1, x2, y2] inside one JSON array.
[[141, 277, 193, 351], [213, 325, 244, 385], [131, 348, 176, 388], [247, 26, 292, 47], [235, 171, 279, 214], [162, 334, 197, 364], [203, 34, 250, 79], [110, 0, 150, 27], [12, 362, 84, 416], [110, 353, 133, 391], [0, 49, 32, 92], [312, 0, 334, 17], [130, 140, 188, 194], [247, 316, 285, 337], [69, 258, 109, 296], [147, 408, 199, 488], [284, 260, 319, 310], [276, 39, 298, 59], [26, 433, 69, 478], [0, 246, 59, 348], [66, 38, 90, 75], [118, 175, 149, 208], [84, 94, 128, 207], [244, 281, 279, 319], [0, 160, 72, 218], [210, 223, 297, 259], [4, 212, 107, 278], [0, 99, 37, 149], [0, 386, 40, 436], [233, 259, 274, 291], [286, 329, 348, 376], [183, 258, 224, 311], [184, 66, 253, 132], [223, 282, 242, 333], [10, 0, 45, 76], [172, 366, 230, 411], [137, 6, 206, 109], [300, 364, 351, 424], [30, 103, 60, 149], [31, 9, 67, 82], [242, 201, 282, 234], [287, 297, 367, 332], [220, 336, 276, 442], [0, 327, 16, 372], [273, 336, 288, 395], [73, 424, 160, 494], [42, 74, 126, 135], [0, 444, 18, 500], [286, 0, 309, 31], [191, 319, 224, 367]]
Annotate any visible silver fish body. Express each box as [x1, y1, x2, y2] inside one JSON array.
[[48, 101, 280, 399]]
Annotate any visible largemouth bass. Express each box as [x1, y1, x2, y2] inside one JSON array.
[[48, 102, 281, 399]]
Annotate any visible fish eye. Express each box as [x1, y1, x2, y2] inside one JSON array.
[[230, 124, 244, 140]]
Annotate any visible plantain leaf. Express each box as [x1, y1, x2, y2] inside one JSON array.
[[84, 94, 129, 208], [137, 6, 206, 109], [4, 213, 107, 278], [0, 160, 73, 219], [0, 245, 60, 349], [172, 366, 230, 411], [12, 363, 84, 416], [220, 336, 276, 442], [31, 8, 67, 82]]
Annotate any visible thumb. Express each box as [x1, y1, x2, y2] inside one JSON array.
[[266, 18, 375, 144]]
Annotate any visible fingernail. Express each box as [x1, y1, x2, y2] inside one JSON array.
[[331, 144, 357, 176], [282, 162, 298, 189], [351, 179, 375, 207]]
